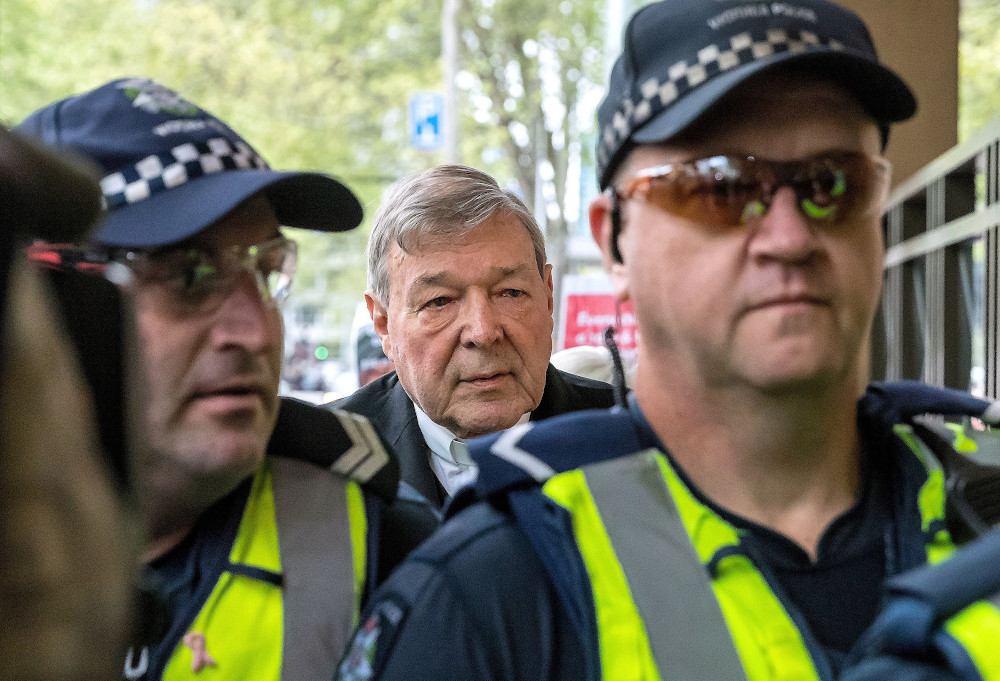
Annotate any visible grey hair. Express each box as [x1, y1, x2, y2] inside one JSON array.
[[367, 164, 547, 305]]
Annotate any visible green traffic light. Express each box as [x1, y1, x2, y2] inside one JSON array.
[[314, 345, 329, 361]]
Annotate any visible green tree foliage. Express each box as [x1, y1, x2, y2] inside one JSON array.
[[453, 0, 606, 314], [0, 0, 609, 344], [0, 0, 447, 325], [6, 0, 992, 351], [959, 0, 1000, 141]]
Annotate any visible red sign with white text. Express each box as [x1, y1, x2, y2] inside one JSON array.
[[558, 274, 638, 356]]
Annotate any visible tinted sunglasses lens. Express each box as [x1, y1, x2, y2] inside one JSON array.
[[639, 157, 765, 227], [637, 154, 887, 227], [799, 153, 888, 223]]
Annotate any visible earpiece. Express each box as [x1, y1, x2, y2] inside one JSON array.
[[609, 192, 624, 265]]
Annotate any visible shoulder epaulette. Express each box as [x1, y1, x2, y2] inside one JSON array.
[[268, 397, 399, 502], [468, 406, 644, 499], [863, 380, 1000, 426]]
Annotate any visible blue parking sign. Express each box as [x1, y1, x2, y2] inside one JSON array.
[[409, 92, 444, 151]]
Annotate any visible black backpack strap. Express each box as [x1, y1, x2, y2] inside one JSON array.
[[845, 527, 1000, 680]]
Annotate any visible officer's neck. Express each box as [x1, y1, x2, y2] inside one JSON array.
[[634, 361, 863, 560], [138, 455, 250, 562]]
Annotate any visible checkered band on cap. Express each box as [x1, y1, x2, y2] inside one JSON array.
[[99, 137, 268, 210], [598, 28, 845, 169]]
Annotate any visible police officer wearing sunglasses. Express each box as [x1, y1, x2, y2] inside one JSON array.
[[336, 2, 1000, 681], [17, 78, 437, 681]]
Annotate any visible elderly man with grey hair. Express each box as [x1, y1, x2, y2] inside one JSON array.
[[335, 164, 614, 508]]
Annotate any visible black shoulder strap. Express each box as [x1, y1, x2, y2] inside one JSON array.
[[268, 397, 399, 502], [911, 419, 1000, 543]]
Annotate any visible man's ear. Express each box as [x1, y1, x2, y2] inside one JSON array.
[[365, 291, 392, 359], [589, 193, 631, 303]]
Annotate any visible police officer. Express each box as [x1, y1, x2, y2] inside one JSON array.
[[18, 79, 437, 681], [335, 1, 1000, 680]]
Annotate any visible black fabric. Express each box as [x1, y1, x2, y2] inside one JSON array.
[[42, 267, 134, 497], [373, 483, 442, 588], [0, 238, 13, 370], [334, 365, 615, 508], [338, 502, 584, 681]]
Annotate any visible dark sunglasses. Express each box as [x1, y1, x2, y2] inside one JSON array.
[[614, 151, 891, 228]]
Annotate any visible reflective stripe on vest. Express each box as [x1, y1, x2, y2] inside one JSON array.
[[943, 591, 1000, 681], [544, 449, 815, 681], [272, 456, 368, 680], [893, 424, 956, 564], [542, 436, 956, 681], [163, 459, 367, 680]]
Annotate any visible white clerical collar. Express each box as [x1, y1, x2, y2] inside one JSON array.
[[413, 403, 530, 496], [414, 403, 460, 464]]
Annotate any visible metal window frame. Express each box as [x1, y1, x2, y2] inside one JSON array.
[[880, 116, 1000, 396]]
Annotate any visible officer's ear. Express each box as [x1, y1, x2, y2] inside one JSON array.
[[589, 192, 631, 304]]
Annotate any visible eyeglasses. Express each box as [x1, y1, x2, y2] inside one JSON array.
[[615, 152, 891, 228], [109, 236, 298, 314]]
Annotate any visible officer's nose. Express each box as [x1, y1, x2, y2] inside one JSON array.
[[748, 186, 821, 265], [209, 269, 281, 354]]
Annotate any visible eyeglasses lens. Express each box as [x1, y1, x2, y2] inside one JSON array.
[[128, 236, 297, 314]]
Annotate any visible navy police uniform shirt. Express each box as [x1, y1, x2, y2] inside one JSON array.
[[335, 393, 913, 681], [336, 501, 585, 681]]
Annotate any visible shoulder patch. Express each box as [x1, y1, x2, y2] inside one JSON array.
[[336, 599, 405, 681], [329, 409, 391, 483]]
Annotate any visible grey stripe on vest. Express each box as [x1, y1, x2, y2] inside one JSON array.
[[583, 451, 750, 681], [990, 590, 1000, 611], [271, 457, 358, 681]]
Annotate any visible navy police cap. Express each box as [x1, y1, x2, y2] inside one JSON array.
[[596, 0, 917, 189], [17, 78, 363, 248]]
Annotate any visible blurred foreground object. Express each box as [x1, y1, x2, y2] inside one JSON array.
[[0, 126, 136, 681]]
